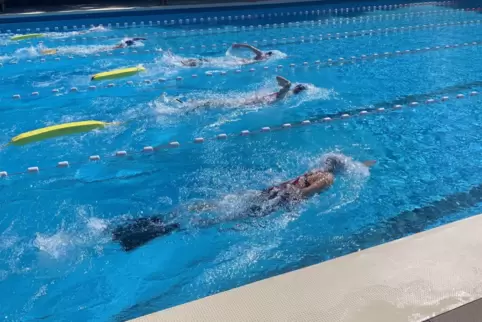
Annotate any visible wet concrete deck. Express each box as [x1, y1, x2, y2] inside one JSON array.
[[131, 214, 482, 322]]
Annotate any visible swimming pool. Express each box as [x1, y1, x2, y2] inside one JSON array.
[[1, 1, 482, 320]]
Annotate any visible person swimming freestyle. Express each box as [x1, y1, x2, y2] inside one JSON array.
[[177, 43, 276, 67], [174, 76, 308, 111], [253, 75, 308, 104], [41, 37, 147, 56], [112, 153, 376, 251], [112, 37, 147, 49]]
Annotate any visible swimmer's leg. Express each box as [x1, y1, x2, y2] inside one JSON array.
[[112, 216, 180, 251]]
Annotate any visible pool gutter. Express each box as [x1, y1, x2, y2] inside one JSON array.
[[0, 0, 327, 23], [130, 214, 482, 322]]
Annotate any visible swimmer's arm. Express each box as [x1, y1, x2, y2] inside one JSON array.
[[276, 76, 291, 87], [300, 173, 334, 198], [276, 76, 292, 99], [232, 43, 264, 58]]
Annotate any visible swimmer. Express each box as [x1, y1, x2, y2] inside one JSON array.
[[252, 75, 308, 104], [231, 43, 274, 61], [40, 35, 145, 55], [175, 43, 274, 67], [112, 37, 147, 49], [175, 76, 308, 112], [112, 153, 376, 251]]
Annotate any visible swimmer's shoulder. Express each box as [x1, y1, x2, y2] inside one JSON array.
[[323, 172, 335, 185], [308, 172, 334, 190]]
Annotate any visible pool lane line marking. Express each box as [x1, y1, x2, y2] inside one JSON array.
[[2, 7, 465, 46], [0, 1, 454, 35], [5, 38, 482, 101], [1, 7, 470, 51], [0, 89, 479, 179], [2, 17, 480, 74], [113, 8, 474, 41], [201, 18, 482, 55]]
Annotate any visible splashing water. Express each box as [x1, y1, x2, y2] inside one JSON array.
[[47, 25, 109, 39], [33, 216, 109, 259], [12, 46, 42, 59], [48, 44, 113, 56], [34, 232, 74, 259]]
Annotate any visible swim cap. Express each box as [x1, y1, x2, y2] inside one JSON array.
[[322, 153, 348, 173], [293, 84, 308, 94]]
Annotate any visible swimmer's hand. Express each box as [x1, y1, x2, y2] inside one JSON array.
[[276, 76, 291, 87], [363, 160, 376, 167]]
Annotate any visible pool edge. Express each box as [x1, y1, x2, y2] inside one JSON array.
[[130, 213, 482, 322], [0, 0, 323, 23]]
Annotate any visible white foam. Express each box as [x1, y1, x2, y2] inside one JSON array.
[[52, 44, 112, 55], [13, 46, 41, 59], [86, 217, 108, 232], [33, 215, 110, 259], [34, 231, 73, 259], [47, 25, 109, 39]]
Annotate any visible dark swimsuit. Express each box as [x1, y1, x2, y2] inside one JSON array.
[[181, 58, 209, 67], [243, 173, 314, 218]]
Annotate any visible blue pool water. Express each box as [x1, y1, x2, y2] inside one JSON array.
[[2, 1, 482, 320]]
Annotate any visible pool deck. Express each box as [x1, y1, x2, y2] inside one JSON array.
[[131, 214, 482, 322], [0, 0, 315, 19]]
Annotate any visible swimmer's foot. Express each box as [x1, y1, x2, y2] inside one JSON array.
[[112, 216, 180, 251]]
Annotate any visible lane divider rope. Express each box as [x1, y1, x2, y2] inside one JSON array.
[[2, 7, 470, 47], [0, 1, 454, 34], [5, 39, 482, 101], [0, 88, 479, 179]]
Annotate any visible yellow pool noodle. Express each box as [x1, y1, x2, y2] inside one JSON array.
[[10, 120, 115, 146], [11, 33, 44, 41], [91, 67, 146, 81]]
